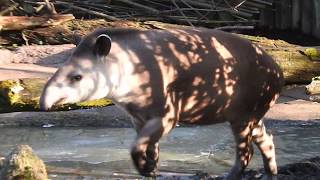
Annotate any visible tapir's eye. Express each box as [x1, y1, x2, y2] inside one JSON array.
[[70, 75, 82, 82]]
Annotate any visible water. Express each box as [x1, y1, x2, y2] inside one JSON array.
[[0, 122, 319, 179]]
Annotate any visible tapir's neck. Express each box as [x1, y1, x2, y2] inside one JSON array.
[[104, 41, 141, 103]]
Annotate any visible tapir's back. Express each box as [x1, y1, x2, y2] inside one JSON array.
[[109, 28, 284, 124]]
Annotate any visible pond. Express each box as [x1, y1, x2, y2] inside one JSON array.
[[0, 122, 319, 179]]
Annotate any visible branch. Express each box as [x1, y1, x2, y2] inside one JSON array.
[[115, 0, 160, 14], [171, 0, 194, 27], [0, 14, 75, 31], [55, 1, 119, 21]]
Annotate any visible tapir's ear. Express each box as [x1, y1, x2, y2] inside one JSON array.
[[94, 34, 112, 57]]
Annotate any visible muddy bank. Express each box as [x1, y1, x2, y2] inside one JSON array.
[[154, 156, 320, 180], [211, 156, 320, 180], [0, 102, 319, 128]]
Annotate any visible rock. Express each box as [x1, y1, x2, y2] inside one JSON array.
[[0, 44, 74, 66], [0, 105, 133, 127], [0, 63, 56, 81], [0, 156, 4, 169], [0, 78, 113, 113], [306, 76, 320, 95], [0, 145, 48, 180], [0, 49, 12, 65], [310, 95, 320, 103], [305, 76, 320, 102]]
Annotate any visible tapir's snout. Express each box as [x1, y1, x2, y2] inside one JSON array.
[[39, 98, 50, 111], [39, 85, 66, 111]]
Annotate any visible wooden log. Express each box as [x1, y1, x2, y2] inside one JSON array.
[[0, 78, 113, 113], [241, 34, 320, 83], [0, 14, 74, 31], [1, 19, 320, 84]]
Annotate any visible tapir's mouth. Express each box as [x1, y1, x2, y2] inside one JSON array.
[[55, 97, 67, 106]]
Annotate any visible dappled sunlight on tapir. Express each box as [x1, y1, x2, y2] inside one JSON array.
[[40, 27, 284, 180]]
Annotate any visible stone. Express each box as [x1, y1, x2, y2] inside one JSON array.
[[0, 145, 48, 180], [306, 76, 320, 95]]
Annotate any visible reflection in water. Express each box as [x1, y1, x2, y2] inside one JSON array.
[[0, 122, 319, 179]]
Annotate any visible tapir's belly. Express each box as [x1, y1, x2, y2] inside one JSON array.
[[162, 69, 281, 125], [171, 90, 236, 124]]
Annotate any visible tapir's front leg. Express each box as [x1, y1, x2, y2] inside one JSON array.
[[131, 117, 175, 177]]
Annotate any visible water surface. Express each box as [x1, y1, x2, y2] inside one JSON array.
[[0, 122, 319, 179]]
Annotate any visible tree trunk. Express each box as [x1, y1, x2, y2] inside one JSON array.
[[241, 34, 320, 83], [0, 14, 74, 31]]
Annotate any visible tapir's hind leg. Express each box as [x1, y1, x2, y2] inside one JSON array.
[[227, 121, 254, 180], [252, 120, 278, 179]]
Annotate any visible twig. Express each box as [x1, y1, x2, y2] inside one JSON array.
[[180, 0, 208, 21], [44, 0, 57, 15], [161, 8, 228, 13], [171, 0, 194, 27], [182, 0, 252, 17], [215, 25, 254, 30], [250, 0, 273, 6], [115, 0, 160, 14], [55, 1, 119, 21], [0, 3, 18, 16], [237, 7, 260, 14]]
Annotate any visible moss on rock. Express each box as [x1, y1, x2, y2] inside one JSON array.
[[0, 78, 113, 113], [304, 48, 320, 60]]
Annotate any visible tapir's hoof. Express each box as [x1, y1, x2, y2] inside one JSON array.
[[262, 175, 277, 180], [131, 147, 158, 177]]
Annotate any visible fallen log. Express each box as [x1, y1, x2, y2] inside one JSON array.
[[0, 78, 112, 113], [241, 35, 320, 83], [0, 14, 74, 31]]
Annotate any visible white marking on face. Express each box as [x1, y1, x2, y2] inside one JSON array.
[[78, 59, 94, 69]]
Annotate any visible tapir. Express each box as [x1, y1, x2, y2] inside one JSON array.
[[40, 27, 284, 179]]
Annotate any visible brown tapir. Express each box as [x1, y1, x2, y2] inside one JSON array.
[[40, 27, 284, 179]]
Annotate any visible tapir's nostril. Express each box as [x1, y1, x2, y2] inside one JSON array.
[[39, 96, 66, 111], [39, 102, 50, 111], [55, 97, 67, 105]]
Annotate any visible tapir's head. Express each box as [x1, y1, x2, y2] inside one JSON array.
[[40, 29, 112, 110]]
